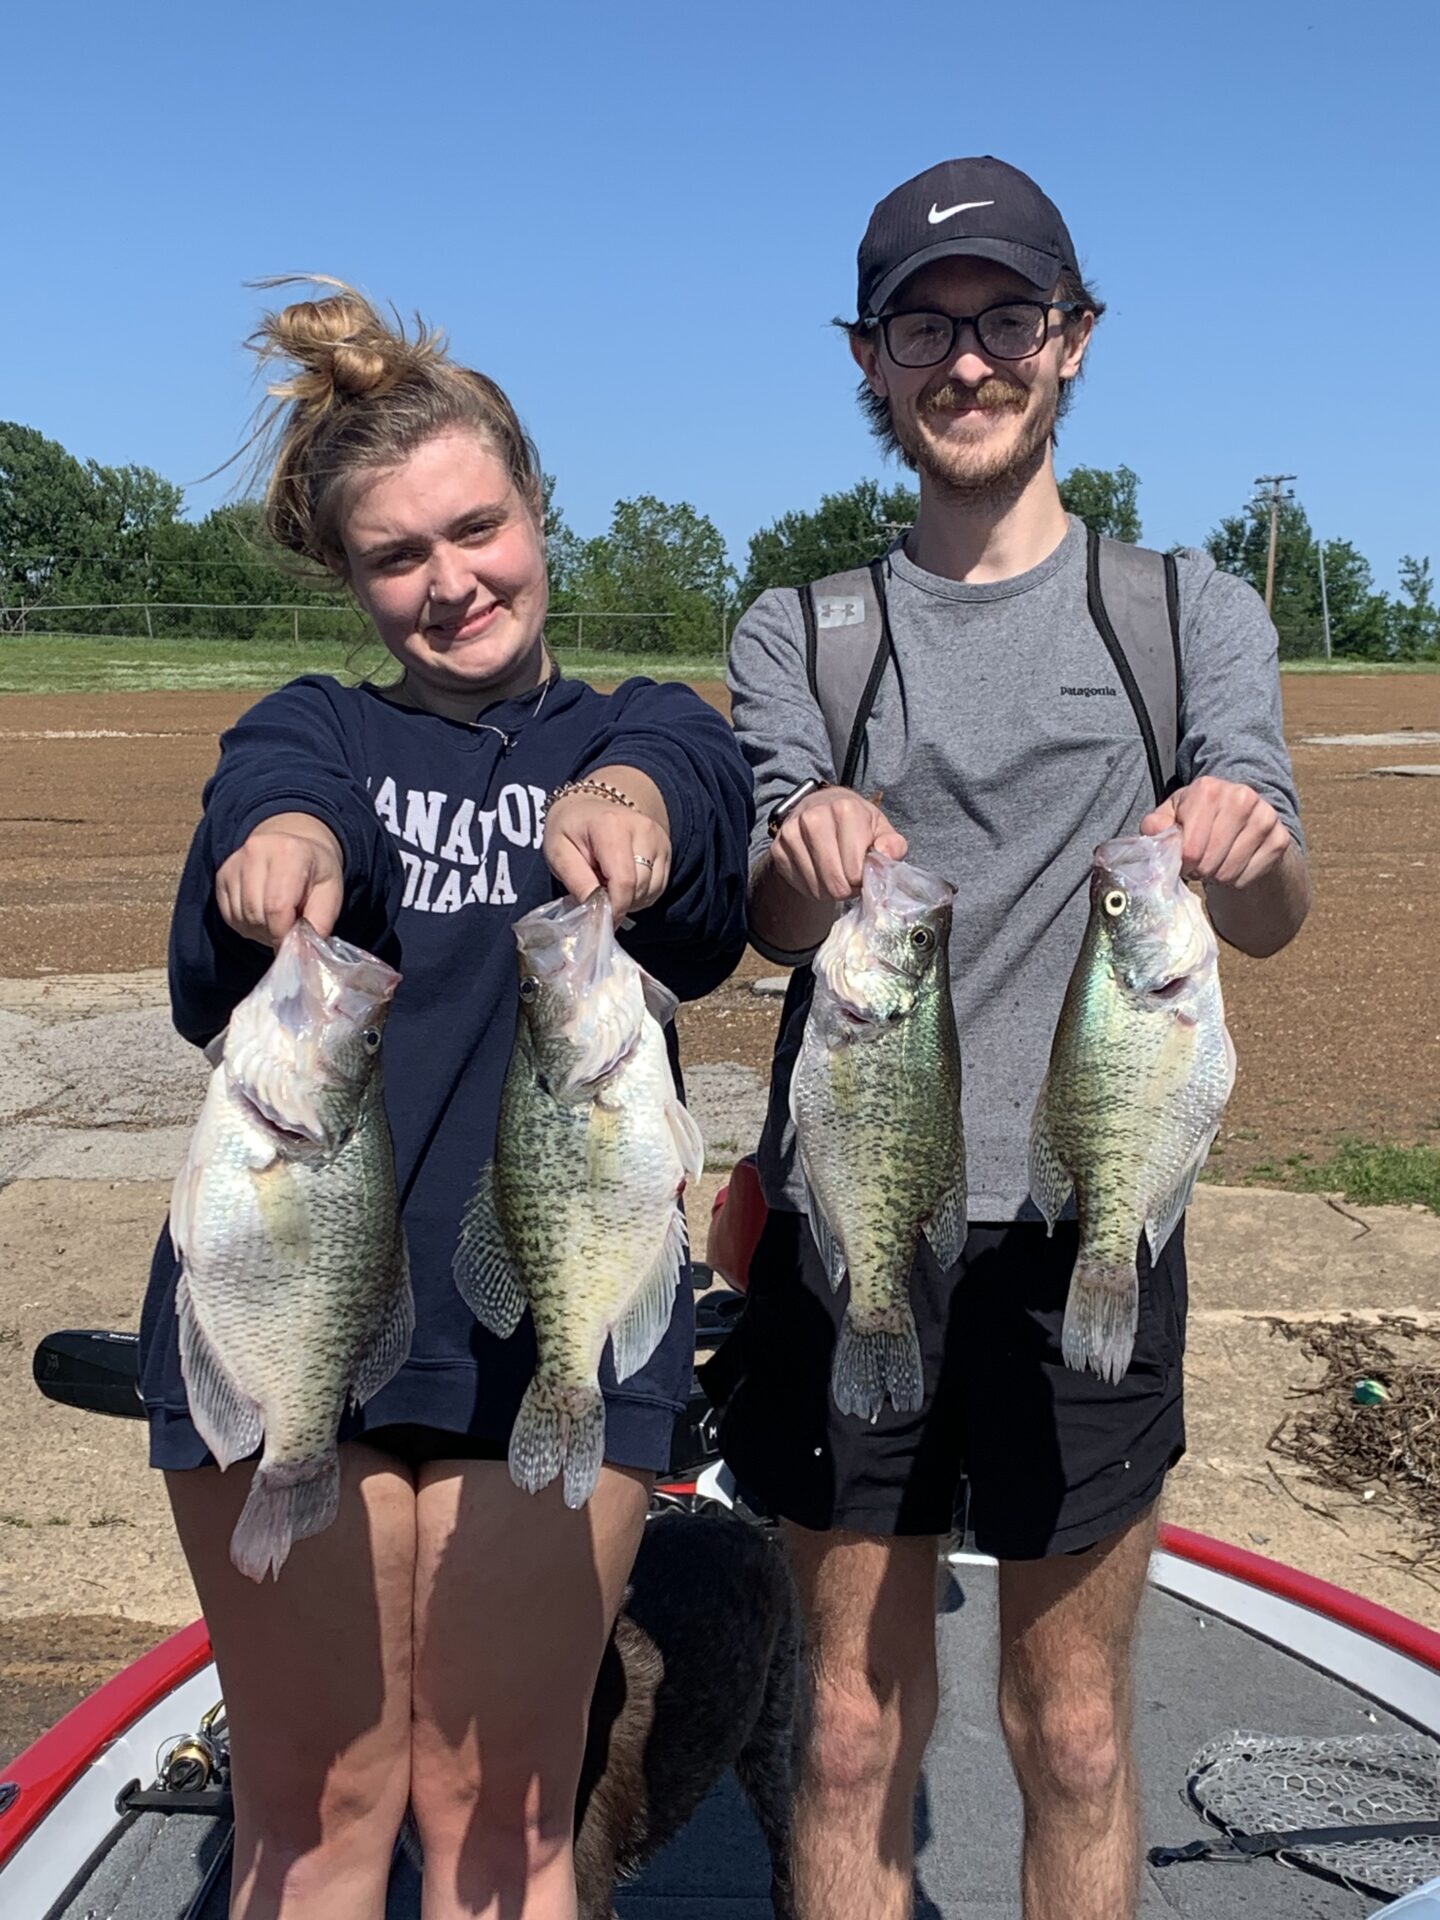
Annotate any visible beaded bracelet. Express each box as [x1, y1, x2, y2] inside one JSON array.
[[545, 778, 638, 814]]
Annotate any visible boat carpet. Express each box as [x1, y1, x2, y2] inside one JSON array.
[[47, 1562, 1405, 1917]]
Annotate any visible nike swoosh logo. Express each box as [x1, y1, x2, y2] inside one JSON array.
[[927, 199, 995, 225]]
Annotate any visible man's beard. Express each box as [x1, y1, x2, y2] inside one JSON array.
[[890, 373, 1060, 507]]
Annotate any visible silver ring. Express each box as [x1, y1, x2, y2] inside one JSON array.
[[634, 854, 655, 871]]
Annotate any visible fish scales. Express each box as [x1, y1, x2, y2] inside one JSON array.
[[454, 889, 702, 1508], [1031, 825, 1235, 1383], [791, 851, 967, 1422], [171, 922, 411, 1581]]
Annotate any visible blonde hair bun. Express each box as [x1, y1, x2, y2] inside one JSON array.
[[254, 280, 441, 409], [241, 275, 541, 571]]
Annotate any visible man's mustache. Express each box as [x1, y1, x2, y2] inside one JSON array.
[[923, 378, 1027, 416]]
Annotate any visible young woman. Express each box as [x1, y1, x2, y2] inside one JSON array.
[[137, 283, 753, 1919]]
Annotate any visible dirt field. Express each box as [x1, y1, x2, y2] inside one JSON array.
[[5, 675, 1433, 1172], [2, 672, 1438, 1768]]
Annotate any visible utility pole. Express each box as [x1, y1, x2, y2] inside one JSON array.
[[1253, 473, 1297, 614], [1317, 540, 1332, 660]]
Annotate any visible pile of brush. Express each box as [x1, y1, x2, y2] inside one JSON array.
[[1266, 1316, 1440, 1551]]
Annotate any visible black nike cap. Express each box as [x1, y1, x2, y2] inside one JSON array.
[[857, 156, 1079, 319]]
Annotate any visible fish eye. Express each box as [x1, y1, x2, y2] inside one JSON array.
[[518, 976, 539, 1001], [909, 926, 935, 951], [1102, 889, 1128, 918], [361, 1027, 381, 1053]]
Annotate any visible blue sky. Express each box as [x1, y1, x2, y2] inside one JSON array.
[[8, 0, 1437, 591]]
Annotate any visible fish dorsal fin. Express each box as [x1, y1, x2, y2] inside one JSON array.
[[1027, 1092, 1073, 1234], [347, 1241, 415, 1407], [798, 1172, 847, 1292], [639, 968, 679, 1028], [922, 1164, 969, 1271], [452, 1165, 528, 1338], [1144, 1132, 1216, 1262], [175, 1272, 265, 1470], [609, 1206, 688, 1382], [666, 1098, 705, 1183]]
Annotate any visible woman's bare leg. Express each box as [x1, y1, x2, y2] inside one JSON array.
[[409, 1461, 649, 1920], [166, 1444, 416, 1920]]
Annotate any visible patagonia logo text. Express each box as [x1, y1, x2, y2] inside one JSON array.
[[1060, 684, 1119, 698]]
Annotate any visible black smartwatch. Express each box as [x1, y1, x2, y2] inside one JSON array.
[[767, 777, 831, 838]]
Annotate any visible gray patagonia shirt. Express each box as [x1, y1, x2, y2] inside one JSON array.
[[728, 514, 1303, 1223]]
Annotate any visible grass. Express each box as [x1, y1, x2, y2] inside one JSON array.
[[1281, 659, 1440, 674], [1244, 1140, 1440, 1213], [0, 633, 726, 695], [3, 631, 1430, 696]]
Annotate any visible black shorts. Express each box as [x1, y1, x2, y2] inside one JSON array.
[[703, 1208, 1188, 1560]]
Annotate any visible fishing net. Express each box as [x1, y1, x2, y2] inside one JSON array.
[[1266, 1316, 1440, 1555], [1157, 1729, 1440, 1898]]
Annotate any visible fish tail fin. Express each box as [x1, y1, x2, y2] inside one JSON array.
[[832, 1307, 924, 1423], [1061, 1259, 1139, 1384], [508, 1379, 607, 1510], [229, 1452, 340, 1583]]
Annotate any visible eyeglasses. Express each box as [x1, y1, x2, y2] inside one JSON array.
[[869, 301, 1083, 369]]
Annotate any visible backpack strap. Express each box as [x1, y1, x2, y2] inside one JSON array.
[[1085, 529, 1183, 804], [800, 559, 893, 789], [803, 536, 1183, 806]]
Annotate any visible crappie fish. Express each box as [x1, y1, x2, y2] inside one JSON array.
[[453, 890, 703, 1509], [790, 852, 967, 1422], [170, 921, 411, 1581], [1029, 825, 1235, 1383]]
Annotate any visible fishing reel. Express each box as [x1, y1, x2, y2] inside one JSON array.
[[158, 1700, 229, 1794], [116, 1701, 232, 1817]]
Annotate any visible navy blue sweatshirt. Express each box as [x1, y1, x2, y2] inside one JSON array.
[[139, 671, 753, 1468]]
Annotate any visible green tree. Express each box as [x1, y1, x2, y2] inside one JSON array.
[[740, 479, 918, 607], [0, 423, 105, 607], [569, 495, 734, 656], [1314, 539, 1392, 660], [1206, 497, 1327, 659], [54, 461, 185, 614], [1058, 463, 1141, 542], [1388, 555, 1440, 660], [540, 473, 583, 611]]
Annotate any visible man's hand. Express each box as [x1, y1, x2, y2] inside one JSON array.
[[1141, 775, 1292, 890], [1142, 775, 1309, 957], [543, 766, 671, 918], [770, 787, 908, 903], [215, 813, 345, 947]]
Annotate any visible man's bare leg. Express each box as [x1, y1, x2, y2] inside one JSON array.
[[997, 1502, 1157, 1920], [783, 1524, 939, 1920]]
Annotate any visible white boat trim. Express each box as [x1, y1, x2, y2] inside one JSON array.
[[0, 1664, 220, 1915]]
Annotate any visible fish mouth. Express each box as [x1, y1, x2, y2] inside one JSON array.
[[834, 1000, 877, 1027], [862, 850, 955, 922], [1140, 971, 1193, 1003], [220, 922, 396, 1143], [1093, 824, 1183, 893], [514, 889, 645, 1092], [232, 1080, 335, 1153], [514, 889, 616, 998]]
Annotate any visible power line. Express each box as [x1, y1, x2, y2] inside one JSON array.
[[1252, 474, 1296, 613]]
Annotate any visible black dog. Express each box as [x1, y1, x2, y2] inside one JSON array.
[[574, 1508, 801, 1918]]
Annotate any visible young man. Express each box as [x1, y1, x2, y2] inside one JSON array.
[[713, 157, 1310, 1920]]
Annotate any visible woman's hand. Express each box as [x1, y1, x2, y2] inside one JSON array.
[[215, 813, 345, 947], [543, 767, 671, 918]]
